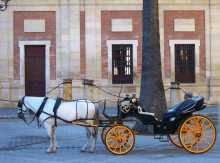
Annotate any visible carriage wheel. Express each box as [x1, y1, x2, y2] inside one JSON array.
[[105, 125, 135, 155], [179, 115, 216, 154], [101, 127, 110, 145], [168, 130, 182, 148]]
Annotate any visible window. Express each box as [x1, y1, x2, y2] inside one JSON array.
[[175, 44, 195, 83], [112, 44, 133, 84]]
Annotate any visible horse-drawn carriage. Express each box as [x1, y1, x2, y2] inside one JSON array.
[[99, 94, 216, 155], [17, 81, 216, 155]]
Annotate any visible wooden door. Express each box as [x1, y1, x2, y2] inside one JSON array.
[[112, 44, 133, 84], [175, 44, 195, 83], [25, 45, 46, 96]]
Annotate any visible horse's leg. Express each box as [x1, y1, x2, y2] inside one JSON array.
[[87, 127, 98, 153], [44, 119, 57, 153], [51, 125, 57, 152], [81, 127, 91, 152]]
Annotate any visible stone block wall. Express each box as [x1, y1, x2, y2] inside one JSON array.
[[0, 0, 220, 107]]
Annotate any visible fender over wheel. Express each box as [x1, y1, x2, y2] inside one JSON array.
[[105, 125, 135, 155], [179, 115, 216, 154]]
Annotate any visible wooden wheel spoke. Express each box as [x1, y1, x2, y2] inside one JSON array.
[[193, 117, 201, 126], [203, 122, 212, 130], [181, 123, 193, 133]]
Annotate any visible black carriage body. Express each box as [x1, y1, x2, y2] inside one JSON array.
[[114, 95, 206, 135]]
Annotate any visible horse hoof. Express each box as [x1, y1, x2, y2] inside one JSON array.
[[80, 149, 87, 153], [88, 149, 95, 153], [47, 149, 56, 154]]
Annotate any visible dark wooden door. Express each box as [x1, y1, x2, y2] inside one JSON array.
[[25, 45, 46, 96], [112, 44, 133, 84], [175, 44, 195, 83]]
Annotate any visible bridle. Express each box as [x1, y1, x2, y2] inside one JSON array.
[[17, 96, 37, 125]]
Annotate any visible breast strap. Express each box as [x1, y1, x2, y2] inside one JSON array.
[[36, 97, 48, 118], [53, 97, 62, 126]]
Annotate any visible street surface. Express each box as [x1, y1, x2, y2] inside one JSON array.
[[0, 119, 220, 163]]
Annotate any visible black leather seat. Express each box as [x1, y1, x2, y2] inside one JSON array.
[[164, 96, 204, 120]]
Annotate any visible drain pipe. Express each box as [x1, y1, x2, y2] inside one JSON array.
[[207, 0, 212, 100], [81, 0, 87, 99], [218, 103, 220, 138]]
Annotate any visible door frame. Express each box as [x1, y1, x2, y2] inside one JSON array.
[[106, 40, 138, 84], [169, 40, 200, 83], [18, 40, 51, 93]]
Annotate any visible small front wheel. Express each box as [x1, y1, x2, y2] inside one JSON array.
[[105, 125, 135, 155], [179, 115, 216, 154]]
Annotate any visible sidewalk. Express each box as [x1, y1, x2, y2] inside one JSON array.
[[0, 119, 219, 163], [0, 108, 17, 119]]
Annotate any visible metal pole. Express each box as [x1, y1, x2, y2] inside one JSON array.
[[170, 82, 180, 106], [218, 103, 220, 138], [80, 0, 87, 99]]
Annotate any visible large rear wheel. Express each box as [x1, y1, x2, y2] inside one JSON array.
[[179, 115, 216, 154], [105, 125, 135, 155]]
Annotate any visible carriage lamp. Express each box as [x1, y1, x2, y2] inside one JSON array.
[[0, 0, 10, 11], [131, 97, 137, 103]]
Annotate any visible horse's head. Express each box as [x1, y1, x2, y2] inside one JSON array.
[[17, 96, 32, 123]]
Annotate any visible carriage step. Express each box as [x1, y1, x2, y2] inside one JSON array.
[[154, 135, 169, 142]]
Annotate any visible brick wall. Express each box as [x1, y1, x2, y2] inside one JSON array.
[[164, 10, 205, 78], [101, 10, 142, 79]]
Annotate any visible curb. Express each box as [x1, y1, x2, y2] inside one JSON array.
[[0, 116, 18, 119], [0, 108, 17, 120]]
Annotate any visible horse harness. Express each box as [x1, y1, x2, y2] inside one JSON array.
[[52, 97, 62, 126], [19, 96, 93, 127], [35, 97, 48, 125], [35, 97, 62, 127]]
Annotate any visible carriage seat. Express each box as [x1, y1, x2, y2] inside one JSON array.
[[164, 96, 205, 120]]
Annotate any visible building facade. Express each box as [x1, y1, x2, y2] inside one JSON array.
[[0, 0, 220, 107]]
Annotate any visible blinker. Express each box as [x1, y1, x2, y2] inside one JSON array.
[[17, 112, 26, 122]]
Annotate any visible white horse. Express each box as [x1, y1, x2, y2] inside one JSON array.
[[17, 96, 99, 153]]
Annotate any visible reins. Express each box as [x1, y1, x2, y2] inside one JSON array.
[[1, 79, 125, 127], [82, 79, 124, 98], [0, 79, 124, 104], [46, 79, 125, 98]]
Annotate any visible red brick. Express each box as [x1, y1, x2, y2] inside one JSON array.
[[101, 11, 142, 79], [164, 10, 205, 78]]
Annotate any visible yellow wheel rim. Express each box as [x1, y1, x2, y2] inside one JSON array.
[[179, 115, 216, 154], [168, 129, 182, 148], [105, 125, 135, 155], [101, 127, 110, 145]]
